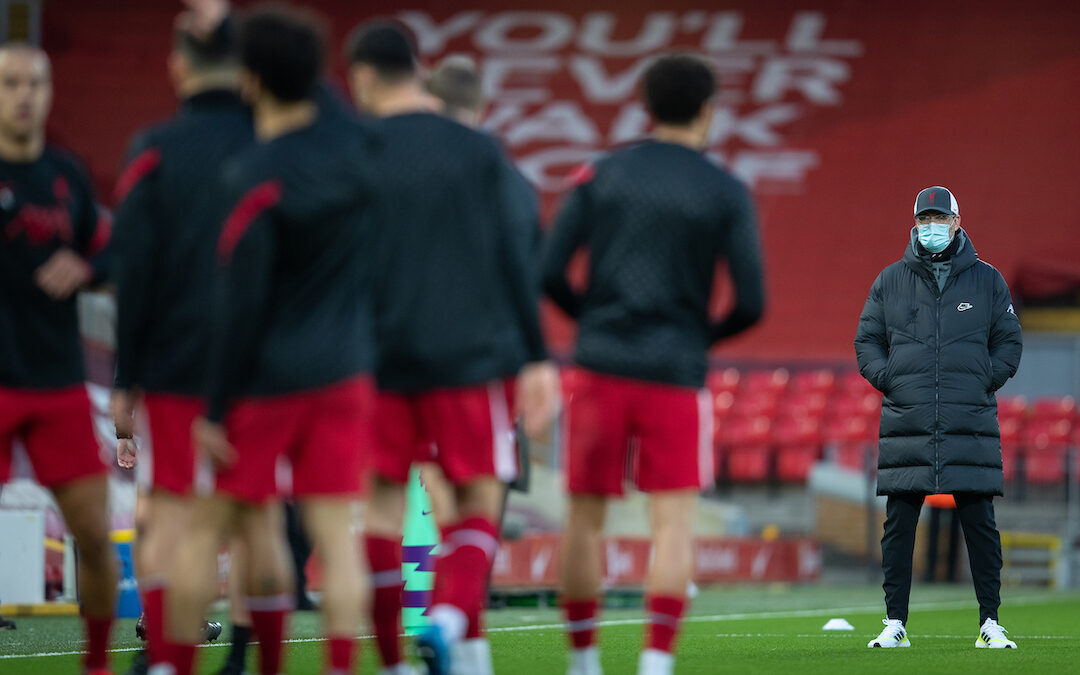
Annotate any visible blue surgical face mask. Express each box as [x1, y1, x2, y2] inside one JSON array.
[[917, 223, 953, 253]]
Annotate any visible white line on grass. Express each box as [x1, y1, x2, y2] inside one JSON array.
[[1, 593, 1073, 660], [713, 633, 1070, 640]]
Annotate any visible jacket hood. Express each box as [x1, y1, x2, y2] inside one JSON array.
[[903, 227, 978, 279]]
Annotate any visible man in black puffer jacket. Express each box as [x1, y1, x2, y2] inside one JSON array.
[[855, 186, 1022, 650]]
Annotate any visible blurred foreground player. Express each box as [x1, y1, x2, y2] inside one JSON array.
[[346, 21, 559, 675], [164, 7, 379, 675], [0, 43, 116, 675], [542, 54, 765, 675], [110, 6, 245, 671]]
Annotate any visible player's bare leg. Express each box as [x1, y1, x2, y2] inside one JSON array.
[[639, 489, 697, 675], [560, 494, 607, 675], [165, 497, 292, 674], [365, 474, 410, 673], [418, 477, 504, 674], [218, 537, 253, 675], [52, 474, 117, 675], [300, 498, 365, 673]]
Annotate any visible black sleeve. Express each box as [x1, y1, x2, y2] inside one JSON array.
[[204, 178, 280, 422], [854, 271, 890, 392], [540, 175, 591, 319], [710, 183, 765, 342], [495, 157, 548, 363], [68, 159, 112, 285], [988, 271, 1022, 390], [111, 135, 162, 390]]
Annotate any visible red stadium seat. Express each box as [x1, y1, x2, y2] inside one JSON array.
[[777, 391, 829, 420], [790, 369, 836, 395], [822, 416, 876, 444], [997, 395, 1028, 422], [742, 368, 790, 396], [717, 415, 771, 446], [1023, 446, 1067, 485], [713, 391, 736, 427], [1022, 419, 1072, 448], [731, 390, 781, 419], [824, 394, 881, 426], [726, 445, 772, 482], [998, 417, 1023, 445], [839, 370, 875, 397], [707, 368, 740, 395], [771, 416, 822, 447], [829, 442, 873, 472], [1030, 396, 1076, 423], [776, 445, 821, 482]]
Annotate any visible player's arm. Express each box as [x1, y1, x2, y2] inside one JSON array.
[[203, 178, 280, 450], [854, 272, 890, 392], [987, 271, 1022, 391], [710, 183, 765, 342], [540, 168, 592, 319], [111, 135, 163, 393], [496, 158, 547, 364]]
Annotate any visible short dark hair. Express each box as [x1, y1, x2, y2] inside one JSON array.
[[641, 54, 715, 125], [237, 4, 325, 103], [426, 55, 482, 115], [345, 20, 417, 80], [174, 18, 238, 73]]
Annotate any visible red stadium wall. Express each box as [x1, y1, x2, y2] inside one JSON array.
[[43, 1, 1080, 362]]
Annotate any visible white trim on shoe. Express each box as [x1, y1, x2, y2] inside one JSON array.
[[867, 618, 910, 648], [976, 619, 1017, 649]]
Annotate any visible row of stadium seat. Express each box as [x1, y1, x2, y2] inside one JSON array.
[[562, 368, 1080, 486]]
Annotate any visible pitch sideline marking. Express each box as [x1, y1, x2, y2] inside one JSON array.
[[0, 593, 1074, 660]]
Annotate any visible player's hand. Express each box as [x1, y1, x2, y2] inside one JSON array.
[[516, 361, 561, 442], [180, 0, 229, 40], [111, 389, 140, 468], [117, 438, 138, 470], [193, 416, 237, 469], [34, 248, 92, 300]]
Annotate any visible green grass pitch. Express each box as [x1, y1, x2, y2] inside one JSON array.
[[2, 584, 1078, 673]]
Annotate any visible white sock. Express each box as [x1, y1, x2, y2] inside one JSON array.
[[637, 648, 674, 675], [451, 637, 493, 675], [429, 603, 468, 643], [569, 646, 603, 675]]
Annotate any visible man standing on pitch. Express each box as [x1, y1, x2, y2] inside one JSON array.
[[110, 5, 245, 669], [542, 54, 765, 675], [856, 186, 1022, 649], [164, 7, 379, 674], [0, 42, 117, 675], [345, 21, 559, 675]]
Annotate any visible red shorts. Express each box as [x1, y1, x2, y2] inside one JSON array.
[[0, 384, 107, 489], [134, 393, 203, 495], [371, 379, 518, 485], [211, 376, 374, 503], [563, 369, 714, 496]]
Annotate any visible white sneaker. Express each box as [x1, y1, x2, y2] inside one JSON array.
[[567, 646, 603, 675], [451, 638, 493, 675], [379, 663, 421, 675], [636, 649, 674, 675], [867, 618, 910, 648], [976, 619, 1017, 649]]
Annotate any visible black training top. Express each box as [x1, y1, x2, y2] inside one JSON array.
[[542, 140, 766, 388], [112, 89, 254, 395], [369, 112, 547, 392], [204, 114, 379, 422], [0, 147, 110, 389]]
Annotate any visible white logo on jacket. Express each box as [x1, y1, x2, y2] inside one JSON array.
[[957, 302, 973, 312]]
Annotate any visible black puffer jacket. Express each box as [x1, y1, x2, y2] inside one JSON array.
[[855, 229, 1022, 496]]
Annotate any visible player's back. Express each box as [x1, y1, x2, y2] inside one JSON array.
[[370, 112, 532, 391], [560, 140, 755, 387], [214, 114, 378, 398], [113, 90, 253, 394]]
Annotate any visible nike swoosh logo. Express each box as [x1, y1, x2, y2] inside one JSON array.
[[421, 509, 433, 516], [957, 303, 973, 311]]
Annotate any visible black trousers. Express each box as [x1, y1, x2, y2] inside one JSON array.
[[881, 493, 1002, 626]]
